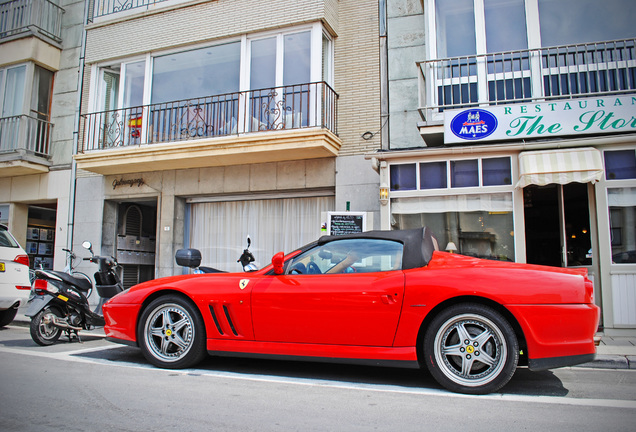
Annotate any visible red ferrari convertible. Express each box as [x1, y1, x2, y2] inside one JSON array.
[[103, 228, 599, 394]]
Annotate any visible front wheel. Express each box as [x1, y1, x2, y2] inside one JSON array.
[[30, 306, 63, 346], [423, 303, 518, 394], [138, 295, 207, 369]]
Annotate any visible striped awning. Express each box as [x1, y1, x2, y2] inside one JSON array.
[[515, 147, 604, 188]]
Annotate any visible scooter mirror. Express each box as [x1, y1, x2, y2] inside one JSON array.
[[246, 236, 251, 248], [82, 241, 93, 253]]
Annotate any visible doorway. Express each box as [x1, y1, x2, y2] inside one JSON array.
[[524, 183, 593, 268]]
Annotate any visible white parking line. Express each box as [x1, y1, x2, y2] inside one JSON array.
[[1, 344, 635, 409]]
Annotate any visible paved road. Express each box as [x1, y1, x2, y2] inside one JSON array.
[[1, 324, 635, 431]]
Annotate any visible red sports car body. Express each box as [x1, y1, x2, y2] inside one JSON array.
[[103, 228, 599, 394]]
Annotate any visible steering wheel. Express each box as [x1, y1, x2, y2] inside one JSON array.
[[306, 261, 322, 274]]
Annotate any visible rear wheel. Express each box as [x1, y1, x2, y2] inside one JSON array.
[[138, 295, 207, 369], [424, 303, 518, 394], [30, 306, 63, 346], [0, 306, 18, 327]]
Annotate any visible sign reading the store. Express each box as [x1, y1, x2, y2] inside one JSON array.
[[444, 95, 636, 144]]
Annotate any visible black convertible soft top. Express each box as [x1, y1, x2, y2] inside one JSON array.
[[316, 227, 438, 270]]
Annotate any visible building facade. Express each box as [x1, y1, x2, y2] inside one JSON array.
[[0, 0, 83, 271], [70, 0, 382, 288], [380, 0, 636, 334]]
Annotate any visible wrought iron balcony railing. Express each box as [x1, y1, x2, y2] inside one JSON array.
[[89, 0, 168, 21], [79, 82, 338, 153], [418, 38, 636, 122], [0, 114, 52, 156], [0, 0, 63, 43]]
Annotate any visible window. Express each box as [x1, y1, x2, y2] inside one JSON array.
[[90, 24, 332, 145], [538, 0, 636, 46], [391, 157, 512, 192], [420, 162, 447, 189], [287, 239, 404, 274], [605, 150, 636, 180], [608, 188, 636, 264], [390, 164, 417, 191], [1, 65, 26, 117], [428, 0, 636, 109], [392, 193, 514, 261]]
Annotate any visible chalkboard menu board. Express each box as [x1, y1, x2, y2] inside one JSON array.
[[328, 212, 366, 236]]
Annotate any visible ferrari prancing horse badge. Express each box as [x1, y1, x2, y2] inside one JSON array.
[[239, 279, 249, 290]]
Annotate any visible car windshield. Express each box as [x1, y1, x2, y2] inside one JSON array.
[[0, 226, 20, 248], [287, 239, 404, 274]]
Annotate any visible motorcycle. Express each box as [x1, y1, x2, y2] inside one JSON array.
[[26, 241, 124, 345], [176, 236, 257, 273]]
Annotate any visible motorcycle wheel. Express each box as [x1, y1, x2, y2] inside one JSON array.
[[30, 306, 63, 346]]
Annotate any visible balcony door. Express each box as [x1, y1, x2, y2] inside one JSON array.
[[247, 30, 312, 131]]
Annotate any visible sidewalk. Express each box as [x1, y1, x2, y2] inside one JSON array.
[[580, 334, 636, 369], [11, 307, 636, 369]]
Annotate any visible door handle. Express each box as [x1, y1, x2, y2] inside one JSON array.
[[381, 294, 397, 305]]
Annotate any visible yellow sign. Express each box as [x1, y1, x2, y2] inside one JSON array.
[[0, 262, 4, 272]]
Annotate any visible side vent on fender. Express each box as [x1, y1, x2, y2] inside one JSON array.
[[223, 305, 239, 336], [209, 305, 224, 335]]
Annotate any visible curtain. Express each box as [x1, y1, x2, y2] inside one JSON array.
[[392, 192, 513, 214], [190, 196, 334, 272]]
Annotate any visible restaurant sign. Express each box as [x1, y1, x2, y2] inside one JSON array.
[[444, 95, 636, 144]]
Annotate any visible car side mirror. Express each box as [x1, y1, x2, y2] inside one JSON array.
[[272, 252, 285, 275]]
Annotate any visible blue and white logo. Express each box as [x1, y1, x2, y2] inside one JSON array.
[[450, 109, 498, 141]]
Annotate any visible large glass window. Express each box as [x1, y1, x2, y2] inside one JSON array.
[[484, 0, 527, 52], [435, 0, 476, 58], [1, 65, 26, 117], [152, 42, 240, 104], [392, 193, 514, 261], [609, 188, 636, 264], [538, 0, 636, 47]]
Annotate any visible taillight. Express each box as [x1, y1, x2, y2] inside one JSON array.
[[33, 278, 48, 292], [14, 254, 29, 267]]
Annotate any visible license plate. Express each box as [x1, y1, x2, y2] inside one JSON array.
[[0, 262, 4, 272]]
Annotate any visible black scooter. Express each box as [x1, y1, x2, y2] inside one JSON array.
[[27, 241, 124, 345]]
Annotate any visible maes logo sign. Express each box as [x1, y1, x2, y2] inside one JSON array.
[[450, 109, 498, 140]]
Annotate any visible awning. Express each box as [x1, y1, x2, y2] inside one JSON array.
[[515, 147, 604, 188]]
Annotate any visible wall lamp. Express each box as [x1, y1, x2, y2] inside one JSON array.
[[379, 186, 389, 205]]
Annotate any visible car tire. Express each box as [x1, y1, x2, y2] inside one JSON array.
[[30, 306, 63, 346], [138, 295, 207, 369], [0, 306, 18, 327], [423, 303, 518, 394]]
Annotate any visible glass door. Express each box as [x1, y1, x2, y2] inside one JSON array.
[[524, 183, 596, 268]]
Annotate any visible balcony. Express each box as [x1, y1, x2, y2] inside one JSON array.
[[0, 114, 52, 177], [0, 0, 63, 43], [418, 38, 636, 124], [89, 0, 170, 22], [75, 82, 341, 175]]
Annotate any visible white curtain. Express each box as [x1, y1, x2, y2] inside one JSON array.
[[392, 192, 513, 214], [189, 196, 334, 272], [608, 188, 636, 207]]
